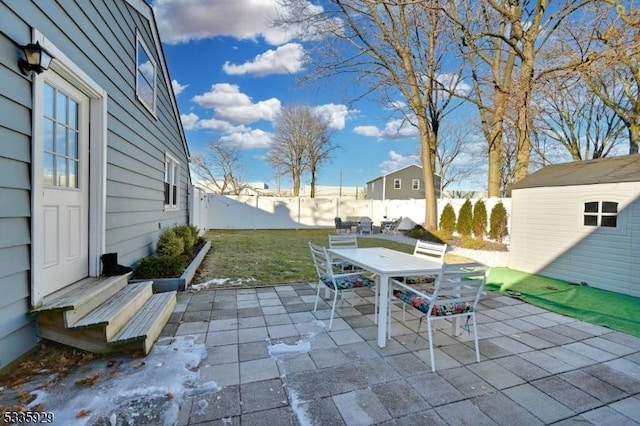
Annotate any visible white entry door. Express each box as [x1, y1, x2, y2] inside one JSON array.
[[39, 73, 90, 296]]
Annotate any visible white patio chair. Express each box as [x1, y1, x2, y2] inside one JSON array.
[[358, 217, 373, 235], [391, 262, 489, 372], [328, 233, 359, 272], [382, 217, 402, 234], [391, 240, 448, 324], [309, 242, 376, 330]]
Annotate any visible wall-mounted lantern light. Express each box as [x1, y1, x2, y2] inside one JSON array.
[[19, 41, 53, 75]]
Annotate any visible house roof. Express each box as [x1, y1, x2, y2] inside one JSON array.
[[512, 155, 640, 190]]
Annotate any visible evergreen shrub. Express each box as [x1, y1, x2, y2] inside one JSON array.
[[439, 203, 456, 238], [157, 229, 184, 258], [489, 201, 509, 243], [456, 199, 473, 237], [472, 199, 487, 239]]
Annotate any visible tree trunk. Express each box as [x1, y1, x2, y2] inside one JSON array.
[[487, 91, 507, 197], [417, 115, 438, 231], [630, 123, 640, 154], [514, 42, 536, 183]]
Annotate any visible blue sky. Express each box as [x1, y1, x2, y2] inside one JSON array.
[[150, 0, 487, 190]]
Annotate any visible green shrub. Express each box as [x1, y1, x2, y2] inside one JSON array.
[[472, 199, 487, 239], [431, 229, 451, 242], [157, 229, 184, 258], [135, 256, 186, 279], [439, 203, 456, 238], [461, 235, 485, 250], [456, 199, 473, 237], [174, 224, 196, 255], [489, 201, 509, 243]]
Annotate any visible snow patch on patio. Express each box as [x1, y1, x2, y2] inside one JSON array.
[[26, 335, 210, 425], [191, 277, 257, 290], [268, 340, 312, 356]]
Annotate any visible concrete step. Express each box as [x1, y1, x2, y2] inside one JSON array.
[[33, 273, 131, 327], [70, 281, 153, 341], [111, 291, 177, 354]]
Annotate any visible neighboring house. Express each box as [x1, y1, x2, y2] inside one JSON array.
[[365, 165, 441, 200], [508, 155, 640, 297], [0, 0, 191, 368]]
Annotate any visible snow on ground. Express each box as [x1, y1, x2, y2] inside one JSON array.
[[26, 335, 209, 425], [190, 277, 257, 290]]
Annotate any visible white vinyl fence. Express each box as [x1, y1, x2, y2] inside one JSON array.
[[201, 194, 511, 232]]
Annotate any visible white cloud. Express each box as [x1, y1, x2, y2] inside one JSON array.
[[152, 0, 324, 45], [219, 129, 273, 149], [380, 151, 420, 174], [435, 73, 471, 97], [223, 43, 307, 76], [311, 104, 351, 130], [172, 79, 188, 96], [180, 112, 200, 130], [354, 125, 382, 137], [192, 83, 281, 124], [354, 118, 419, 140]]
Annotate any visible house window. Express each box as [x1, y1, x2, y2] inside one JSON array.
[[393, 178, 401, 189], [164, 153, 179, 209], [412, 179, 420, 190], [136, 35, 156, 114], [584, 201, 618, 227], [43, 83, 80, 188]]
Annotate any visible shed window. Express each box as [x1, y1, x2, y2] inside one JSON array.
[[584, 201, 618, 227], [393, 178, 401, 189], [164, 153, 179, 209], [412, 179, 420, 190], [136, 36, 156, 114]]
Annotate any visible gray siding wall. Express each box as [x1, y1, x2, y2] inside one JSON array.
[[384, 166, 425, 200], [0, 0, 190, 368], [0, 5, 40, 369]]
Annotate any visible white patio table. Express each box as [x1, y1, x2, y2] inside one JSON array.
[[326, 246, 442, 348]]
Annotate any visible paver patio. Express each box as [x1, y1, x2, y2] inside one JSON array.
[[164, 282, 640, 425]]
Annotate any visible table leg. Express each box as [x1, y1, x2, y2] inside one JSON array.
[[377, 273, 390, 347]]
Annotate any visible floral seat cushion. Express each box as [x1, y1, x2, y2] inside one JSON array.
[[401, 275, 436, 285], [321, 274, 375, 290], [393, 288, 473, 316]]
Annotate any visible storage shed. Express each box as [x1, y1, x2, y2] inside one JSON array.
[[508, 155, 640, 297]]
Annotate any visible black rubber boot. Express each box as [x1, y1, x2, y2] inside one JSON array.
[[101, 253, 133, 276]]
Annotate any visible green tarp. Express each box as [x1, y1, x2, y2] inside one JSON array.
[[487, 267, 640, 338]]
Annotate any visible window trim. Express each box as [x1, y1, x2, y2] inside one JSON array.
[[412, 179, 420, 190], [583, 200, 618, 228], [136, 32, 157, 116], [393, 178, 401, 189], [164, 152, 179, 210]]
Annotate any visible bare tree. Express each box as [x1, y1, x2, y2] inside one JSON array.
[[268, 106, 334, 197], [191, 140, 246, 194], [532, 71, 625, 161], [446, 0, 517, 197], [449, 0, 592, 186], [569, 1, 640, 154], [277, 0, 463, 230], [433, 122, 480, 195], [306, 116, 336, 198]]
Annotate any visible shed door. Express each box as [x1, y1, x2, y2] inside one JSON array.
[[39, 73, 90, 296]]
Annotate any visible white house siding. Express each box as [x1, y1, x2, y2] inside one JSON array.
[[0, 0, 190, 368], [509, 183, 640, 297]]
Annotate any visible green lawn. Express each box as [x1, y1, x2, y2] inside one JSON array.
[[194, 229, 417, 286]]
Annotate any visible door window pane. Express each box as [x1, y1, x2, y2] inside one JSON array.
[[43, 84, 81, 189], [44, 84, 55, 118], [43, 153, 54, 185]]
